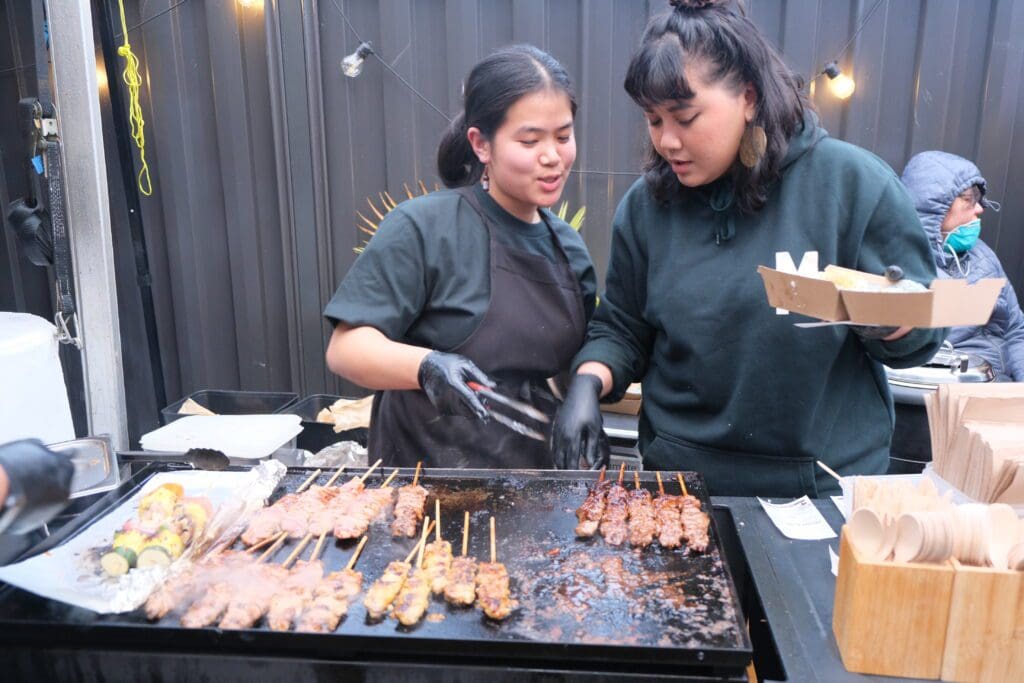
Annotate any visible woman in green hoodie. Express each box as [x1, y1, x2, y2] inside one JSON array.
[[550, 0, 944, 497]]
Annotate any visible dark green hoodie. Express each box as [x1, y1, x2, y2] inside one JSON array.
[[574, 113, 944, 497]]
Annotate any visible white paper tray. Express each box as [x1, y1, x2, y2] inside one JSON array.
[[140, 414, 302, 460]]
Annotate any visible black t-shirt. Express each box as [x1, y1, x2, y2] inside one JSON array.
[[324, 184, 597, 351]]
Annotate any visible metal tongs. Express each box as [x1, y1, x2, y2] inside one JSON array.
[[468, 381, 550, 441]]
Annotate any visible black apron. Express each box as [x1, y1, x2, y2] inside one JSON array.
[[368, 188, 587, 469]]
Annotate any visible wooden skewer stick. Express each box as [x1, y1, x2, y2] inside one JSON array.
[[435, 499, 442, 542], [617, 462, 626, 486], [297, 469, 323, 493], [656, 471, 665, 496], [246, 530, 285, 554], [816, 460, 842, 482], [412, 461, 422, 487], [325, 465, 347, 488], [634, 470, 641, 490], [676, 473, 689, 497], [359, 459, 383, 483], [257, 531, 289, 563], [345, 536, 368, 571], [598, 466, 607, 483], [380, 468, 399, 488], [415, 516, 430, 569], [309, 531, 329, 563], [489, 516, 497, 564], [461, 511, 470, 557], [403, 518, 435, 564], [282, 532, 314, 568]]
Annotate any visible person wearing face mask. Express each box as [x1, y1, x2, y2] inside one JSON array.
[[549, 0, 945, 496], [900, 151, 1024, 382], [324, 45, 597, 469]]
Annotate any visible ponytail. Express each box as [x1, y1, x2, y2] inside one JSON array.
[[436, 112, 483, 187]]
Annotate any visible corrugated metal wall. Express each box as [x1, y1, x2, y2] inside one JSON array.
[[8, 1, 1023, 433]]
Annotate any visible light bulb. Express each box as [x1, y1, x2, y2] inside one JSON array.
[[822, 61, 856, 100], [237, 0, 263, 8], [342, 42, 374, 78]]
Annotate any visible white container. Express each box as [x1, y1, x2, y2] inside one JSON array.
[[0, 313, 75, 445], [140, 414, 303, 460]]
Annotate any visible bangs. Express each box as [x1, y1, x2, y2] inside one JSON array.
[[624, 35, 695, 109]]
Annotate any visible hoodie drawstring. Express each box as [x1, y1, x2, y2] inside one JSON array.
[[942, 238, 970, 278], [710, 183, 736, 245]]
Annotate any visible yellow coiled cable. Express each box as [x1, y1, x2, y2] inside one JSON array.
[[116, 0, 153, 196]]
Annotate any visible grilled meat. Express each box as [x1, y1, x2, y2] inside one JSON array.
[[363, 560, 410, 619], [180, 581, 233, 628], [627, 487, 657, 547], [422, 540, 453, 595], [599, 484, 629, 546], [475, 561, 513, 620], [334, 487, 395, 540], [391, 484, 428, 537], [392, 568, 431, 626], [295, 569, 363, 633], [218, 564, 289, 630], [307, 477, 365, 536], [680, 495, 710, 553], [575, 480, 610, 537], [443, 556, 477, 606], [266, 560, 324, 631], [653, 495, 684, 549]]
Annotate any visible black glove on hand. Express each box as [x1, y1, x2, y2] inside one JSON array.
[[0, 439, 74, 535], [550, 374, 609, 470], [418, 351, 496, 421]]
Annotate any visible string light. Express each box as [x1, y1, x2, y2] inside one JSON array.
[[823, 62, 856, 100], [341, 42, 373, 78]]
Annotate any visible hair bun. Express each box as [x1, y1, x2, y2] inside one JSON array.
[[669, 0, 729, 10]]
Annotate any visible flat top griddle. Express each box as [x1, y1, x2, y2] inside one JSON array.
[[0, 466, 751, 677]]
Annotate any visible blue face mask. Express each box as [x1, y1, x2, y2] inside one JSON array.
[[944, 219, 981, 254]]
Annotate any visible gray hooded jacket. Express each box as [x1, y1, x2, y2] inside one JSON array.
[[900, 151, 1024, 381]]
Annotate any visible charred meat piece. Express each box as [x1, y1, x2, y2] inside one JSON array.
[[391, 484, 428, 537], [443, 556, 477, 606], [392, 569, 431, 626], [627, 487, 657, 547], [653, 495, 684, 549], [363, 560, 410, 619], [295, 569, 363, 633], [575, 480, 610, 538], [422, 540, 453, 595], [475, 561, 513, 620], [680, 495, 710, 553], [599, 483, 629, 546]]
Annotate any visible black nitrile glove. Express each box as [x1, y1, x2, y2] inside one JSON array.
[[550, 374, 610, 470], [417, 351, 496, 421], [851, 265, 902, 340], [0, 439, 74, 535]]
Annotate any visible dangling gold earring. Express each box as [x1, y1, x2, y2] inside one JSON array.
[[480, 166, 490, 191], [739, 123, 767, 169]]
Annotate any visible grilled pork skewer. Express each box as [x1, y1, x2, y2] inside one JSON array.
[[241, 469, 324, 546], [627, 471, 657, 547], [599, 464, 629, 546], [218, 534, 314, 629], [653, 472, 684, 549], [333, 469, 399, 540], [145, 550, 250, 620], [422, 499, 452, 595], [444, 511, 477, 606], [392, 517, 434, 626], [295, 535, 368, 633], [266, 558, 325, 631], [363, 518, 435, 620], [391, 462, 428, 538], [475, 516, 513, 621], [677, 474, 709, 553], [575, 466, 609, 537], [308, 462, 382, 536]]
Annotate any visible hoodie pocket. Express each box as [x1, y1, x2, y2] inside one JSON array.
[[644, 432, 819, 498]]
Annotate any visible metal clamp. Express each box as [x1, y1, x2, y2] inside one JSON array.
[[54, 310, 83, 349]]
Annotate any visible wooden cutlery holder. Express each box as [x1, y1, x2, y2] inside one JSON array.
[[834, 528, 1024, 681]]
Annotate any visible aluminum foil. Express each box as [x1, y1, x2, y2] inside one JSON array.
[[0, 460, 286, 614]]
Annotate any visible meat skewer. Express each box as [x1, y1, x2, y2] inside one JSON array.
[[599, 463, 629, 546], [295, 534, 368, 633], [333, 468, 399, 540], [628, 471, 657, 547], [422, 498, 452, 595], [475, 516, 513, 621], [392, 516, 434, 626], [308, 460, 382, 536], [677, 474, 710, 553], [391, 461, 428, 538], [653, 471, 684, 549], [218, 533, 314, 630], [241, 469, 324, 546], [443, 511, 477, 606], [363, 517, 435, 620], [145, 550, 249, 621], [575, 466, 609, 537], [265, 539, 328, 632], [279, 466, 350, 538]]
